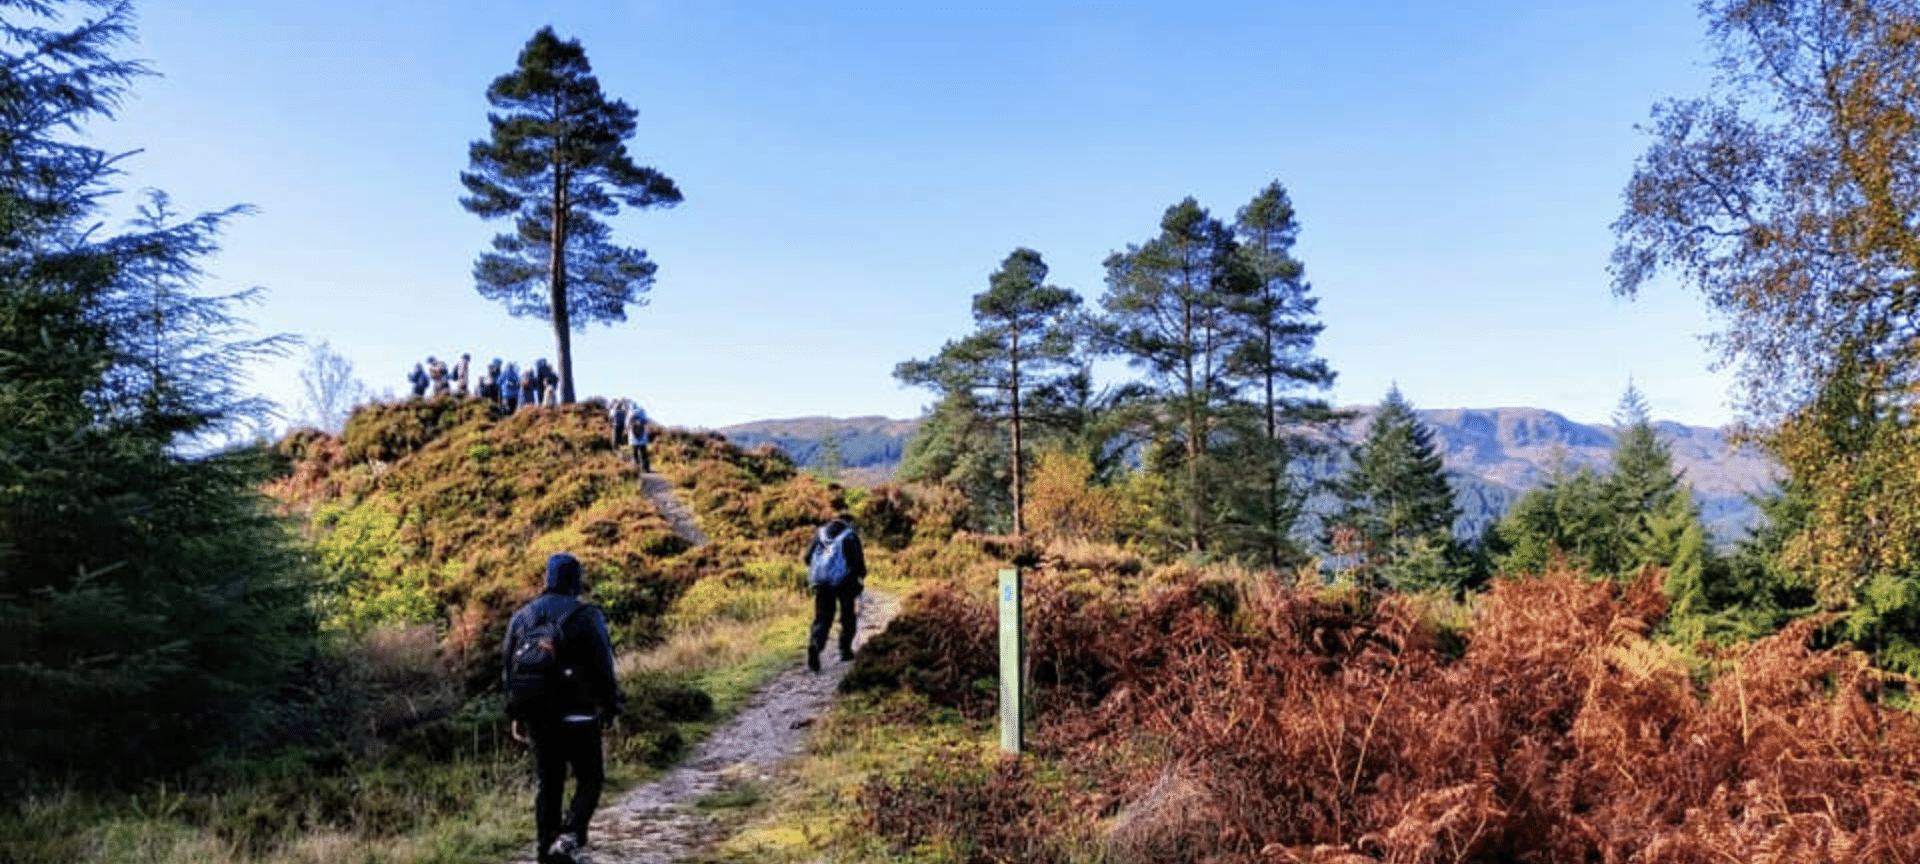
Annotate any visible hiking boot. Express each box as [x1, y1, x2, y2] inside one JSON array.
[[547, 832, 581, 864], [839, 646, 855, 662], [806, 644, 821, 673]]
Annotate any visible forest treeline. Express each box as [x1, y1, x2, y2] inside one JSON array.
[[872, 0, 1920, 681]]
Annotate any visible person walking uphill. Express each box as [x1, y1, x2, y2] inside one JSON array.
[[503, 553, 625, 864], [802, 514, 866, 673]]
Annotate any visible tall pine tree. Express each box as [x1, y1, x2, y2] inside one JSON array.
[[1222, 181, 1337, 567], [461, 26, 681, 404], [1095, 197, 1253, 553], [895, 248, 1082, 536]]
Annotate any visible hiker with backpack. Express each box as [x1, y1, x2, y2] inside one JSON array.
[[608, 398, 628, 452], [501, 361, 521, 412], [627, 404, 651, 473], [407, 362, 429, 398], [502, 552, 625, 864], [452, 353, 471, 398], [427, 356, 450, 398], [802, 513, 866, 672], [536, 358, 559, 407], [480, 358, 502, 404]]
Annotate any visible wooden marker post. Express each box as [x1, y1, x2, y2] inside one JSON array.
[[998, 567, 1023, 754]]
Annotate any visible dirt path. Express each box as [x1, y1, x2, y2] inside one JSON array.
[[574, 590, 897, 864], [505, 475, 895, 864], [639, 473, 709, 547]]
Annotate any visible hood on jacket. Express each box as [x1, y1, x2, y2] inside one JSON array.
[[545, 552, 583, 596]]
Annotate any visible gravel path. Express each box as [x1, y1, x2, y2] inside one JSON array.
[[504, 473, 896, 864], [639, 473, 709, 547]]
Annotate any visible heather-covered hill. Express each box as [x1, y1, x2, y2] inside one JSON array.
[[267, 397, 844, 685]]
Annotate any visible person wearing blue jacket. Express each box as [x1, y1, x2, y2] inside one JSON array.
[[503, 553, 624, 864], [501, 361, 521, 412]]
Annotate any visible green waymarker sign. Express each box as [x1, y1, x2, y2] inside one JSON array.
[[998, 568, 1023, 753]]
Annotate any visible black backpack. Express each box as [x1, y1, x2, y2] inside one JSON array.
[[505, 599, 586, 719]]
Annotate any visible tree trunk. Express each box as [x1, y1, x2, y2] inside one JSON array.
[[550, 166, 574, 405], [1264, 322, 1281, 568], [1009, 336, 1024, 538]]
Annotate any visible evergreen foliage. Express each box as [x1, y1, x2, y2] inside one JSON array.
[[1489, 385, 1723, 592], [460, 26, 682, 405], [1094, 197, 1255, 553], [1485, 461, 1612, 577], [1328, 386, 1470, 592], [896, 389, 1012, 531], [894, 247, 1084, 536], [0, 0, 314, 792], [1217, 181, 1338, 568], [1756, 353, 1920, 672]]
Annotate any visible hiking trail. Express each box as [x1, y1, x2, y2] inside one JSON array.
[[506, 473, 897, 864]]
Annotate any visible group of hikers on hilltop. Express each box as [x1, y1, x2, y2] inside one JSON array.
[[505, 511, 866, 864], [405, 356, 656, 475], [406, 354, 562, 413]]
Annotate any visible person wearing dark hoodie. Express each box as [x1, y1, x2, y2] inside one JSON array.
[[801, 513, 867, 672], [503, 552, 624, 864]]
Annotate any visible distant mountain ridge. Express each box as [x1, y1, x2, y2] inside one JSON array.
[[716, 407, 1781, 544]]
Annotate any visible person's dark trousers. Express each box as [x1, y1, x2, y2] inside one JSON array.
[[809, 582, 861, 658], [530, 718, 604, 861]]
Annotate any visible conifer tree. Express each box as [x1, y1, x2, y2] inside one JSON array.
[[1602, 382, 1692, 572], [1223, 181, 1337, 567], [0, 0, 314, 791], [461, 26, 681, 404], [1487, 463, 1612, 576], [1095, 197, 1253, 553], [1329, 386, 1466, 592], [895, 248, 1083, 536], [896, 388, 1008, 527]]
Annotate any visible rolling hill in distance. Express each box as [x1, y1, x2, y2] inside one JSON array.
[[716, 406, 1781, 545]]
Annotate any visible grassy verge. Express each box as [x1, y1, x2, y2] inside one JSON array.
[[682, 573, 993, 864]]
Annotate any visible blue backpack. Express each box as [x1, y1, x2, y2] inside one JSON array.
[[809, 525, 852, 588]]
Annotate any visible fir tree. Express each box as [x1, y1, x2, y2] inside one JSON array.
[[1330, 386, 1466, 592], [1602, 382, 1687, 566], [461, 26, 682, 404], [0, 0, 314, 791]]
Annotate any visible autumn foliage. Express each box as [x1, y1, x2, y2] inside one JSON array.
[[854, 560, 1920, 862]]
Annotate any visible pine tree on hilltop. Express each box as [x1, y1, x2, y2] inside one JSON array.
[[461, 26, 682, 405]]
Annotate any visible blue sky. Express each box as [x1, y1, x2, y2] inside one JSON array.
[[92, 0, 1732, 431]]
